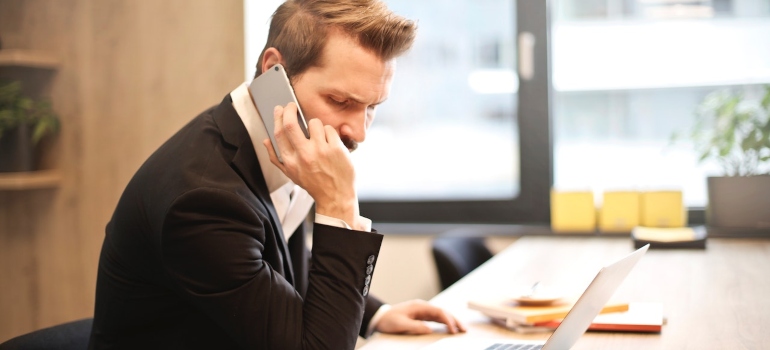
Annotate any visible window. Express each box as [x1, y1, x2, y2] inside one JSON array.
[[357, 0, 551, 222], [551, 0, 770, 208], [353, 1, 519, 201]]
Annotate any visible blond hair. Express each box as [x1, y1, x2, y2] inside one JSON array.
[[255, 0, 417, 79]]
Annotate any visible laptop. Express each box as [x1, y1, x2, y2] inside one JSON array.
[[422, 244, 650, 350]]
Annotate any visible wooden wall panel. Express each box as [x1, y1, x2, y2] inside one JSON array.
[[0, 0, 85, 338], [0, 191, 41, 339], [0, 0, 244, 341]]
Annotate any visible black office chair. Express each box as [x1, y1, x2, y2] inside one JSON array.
[[0, 318, 93, 350], [431, 235, 493, 290]]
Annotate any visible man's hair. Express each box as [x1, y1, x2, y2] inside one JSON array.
[[255, 0, 417, 79]]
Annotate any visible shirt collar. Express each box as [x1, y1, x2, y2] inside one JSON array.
[[230, 82, 290, 193]]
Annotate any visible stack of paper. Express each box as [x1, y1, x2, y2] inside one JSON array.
[[469, 299, 664, 333], [468, 298, 629, 325]]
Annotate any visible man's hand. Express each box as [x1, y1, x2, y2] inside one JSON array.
[[264, 103, 361, 229], [375, 300, 467, 335]]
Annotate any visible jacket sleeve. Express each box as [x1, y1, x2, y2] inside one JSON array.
[[360, 294, 385, 338], [160, 187, 383, 350], [291, 221, 385, 339]]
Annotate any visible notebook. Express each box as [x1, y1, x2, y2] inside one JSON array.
[[421, 244, 650, 350]]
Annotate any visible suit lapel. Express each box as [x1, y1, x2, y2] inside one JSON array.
[[211, 95, 295, 285]]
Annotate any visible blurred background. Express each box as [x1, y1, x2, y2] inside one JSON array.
[[1, 0, 768, 342]]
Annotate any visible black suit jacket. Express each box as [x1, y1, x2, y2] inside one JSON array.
[[88, 95, 384, 350]]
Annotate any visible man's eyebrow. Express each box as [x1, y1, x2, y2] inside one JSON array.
[[371, 97, 388, 106], [328, 89, 387, 106]]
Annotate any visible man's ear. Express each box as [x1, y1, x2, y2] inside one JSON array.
[[261, 48, 284, 74]]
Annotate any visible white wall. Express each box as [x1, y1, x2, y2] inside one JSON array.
[[553, 19, 770, 91], [369, 231, 519, 304], [244, 0, 284, 80]]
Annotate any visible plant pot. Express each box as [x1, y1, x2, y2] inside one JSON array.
[[0, 123, 34, 172], [706, 176, 770, 232]]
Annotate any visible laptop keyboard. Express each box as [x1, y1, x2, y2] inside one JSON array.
[[484, 344, 543, 350]]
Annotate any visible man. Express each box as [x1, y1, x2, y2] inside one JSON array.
[[89, 1, 464, 349]]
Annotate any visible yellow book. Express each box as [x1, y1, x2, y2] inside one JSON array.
[[551, 190, 596, 233], [641, 191, 686, 227], [600, 191, 641, 233], [468, 298, 629, 325]]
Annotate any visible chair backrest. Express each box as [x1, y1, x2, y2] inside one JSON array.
[[0, 318, 93, 350], [431, 235, 493, 290]]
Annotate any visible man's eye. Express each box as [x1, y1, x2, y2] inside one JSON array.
[[330, 98, 347, 106]]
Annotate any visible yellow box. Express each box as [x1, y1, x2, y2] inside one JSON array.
[[551, 190, 596, 233], [641, 191, 686, 227], [600, 191, 641, 234]]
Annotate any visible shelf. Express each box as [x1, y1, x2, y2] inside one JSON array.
[[0, 49, 61, 191], [0, 49, 59, 69], [0, 170, 61, 190]]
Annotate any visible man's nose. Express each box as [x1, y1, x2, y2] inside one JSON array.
[[340, 110, 368, 143]]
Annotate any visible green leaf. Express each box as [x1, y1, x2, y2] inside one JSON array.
[[0, 81, 22, 106], [742, 131, 757, 152], [17, 97, 33, 112], [0, 80, 60, 142], [698, 151, 711, 163], [670, 131, 680, 143]]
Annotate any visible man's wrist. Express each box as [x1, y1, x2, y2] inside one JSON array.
[[315, 199, 359, 230], [367, 304, 391, 336], [315, 213, 372, 232]]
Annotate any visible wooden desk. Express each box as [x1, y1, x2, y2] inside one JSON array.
[[361, 236, 770, 350]]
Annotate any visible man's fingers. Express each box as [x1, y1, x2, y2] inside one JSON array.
[[454, 315, 467, 333], [281, 102, 306, 147], [401, 319, 432, 335], [272, 105, 294, 158], [437, 312, 459, 334], [307, 118, 325, 143], [412, 305, 460, 334], [263, 139, 286, 172], [323, 124, 346, 149], [432, 317, 462, 335]]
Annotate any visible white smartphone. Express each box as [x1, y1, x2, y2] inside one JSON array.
[[248, 64, 310, 163]]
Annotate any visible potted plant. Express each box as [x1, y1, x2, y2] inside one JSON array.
[[0, 80, 60, 172], [683, 85, 770, 233]]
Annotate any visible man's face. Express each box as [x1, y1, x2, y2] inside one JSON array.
[[290, 31, 396, 152]]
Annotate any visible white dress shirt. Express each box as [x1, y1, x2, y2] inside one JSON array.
[[229, 83, 385, 333]]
